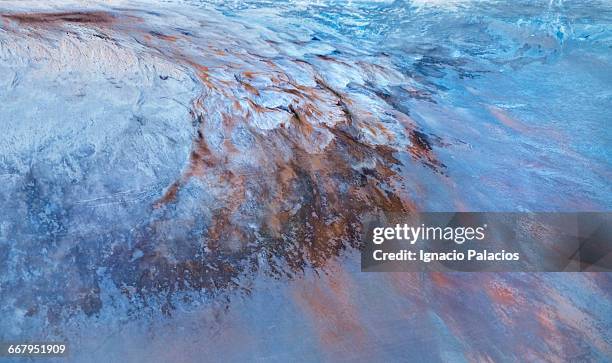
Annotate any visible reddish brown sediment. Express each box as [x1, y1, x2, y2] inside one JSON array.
[[292, 262, 368, 353], [0, 7, 445, 313], [154, 181, 181, 207], [486, 283, 518, 306], [2, 11, 116, 25], [430, 271, 452, 287], [141, 76, 419, 293], [408, 130, 447, 172], [1, 5, 610, 361], [149, 31, 179, 42]]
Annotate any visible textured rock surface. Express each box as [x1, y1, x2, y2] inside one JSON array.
[[0, 1, 610, 362]]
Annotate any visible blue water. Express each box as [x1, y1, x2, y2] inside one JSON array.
[[0, 1, 611, 361]]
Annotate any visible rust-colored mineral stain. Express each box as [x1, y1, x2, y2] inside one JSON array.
[[536, 307, 562, 345], [292, 262, 368, 353], [489, 106, 529, 133], [408, 130, 446, 172], [236, 78, 260, 96], [150, 31, 178, 42], [3, 11, 116, 25], [487, 284, 517, 306], [154, 181, 181, 208], [242, 71, 257, 79], [430, 271, 452, 288], [186, 132, 218, 178], [116, 32, 431, 307]]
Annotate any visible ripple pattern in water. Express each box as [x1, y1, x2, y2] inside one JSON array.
[[0, 1, 611, 362]]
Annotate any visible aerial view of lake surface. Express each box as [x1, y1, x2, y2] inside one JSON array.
[[0, 1, 610, 361]]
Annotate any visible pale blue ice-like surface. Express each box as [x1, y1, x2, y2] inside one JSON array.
[[0, 1, 611, 362]]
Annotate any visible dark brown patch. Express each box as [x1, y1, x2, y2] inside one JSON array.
[[3, 11, 116, 25], [409, 130, 447, 173]]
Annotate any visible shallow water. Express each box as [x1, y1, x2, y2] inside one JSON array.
[[0, 1, 611, 361]]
